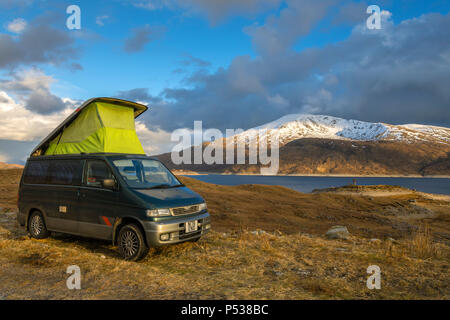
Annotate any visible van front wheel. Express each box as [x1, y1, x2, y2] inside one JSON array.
[[29, 211, 50, 239], [118, 224, 148, 261]]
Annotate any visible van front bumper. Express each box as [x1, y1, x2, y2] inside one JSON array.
[[142, 212, 211, 247]]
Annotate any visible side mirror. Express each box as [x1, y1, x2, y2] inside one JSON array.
[[102, 179, 117, 190]]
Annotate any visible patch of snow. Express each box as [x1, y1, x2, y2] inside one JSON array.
[[230, 114, 450, 146]]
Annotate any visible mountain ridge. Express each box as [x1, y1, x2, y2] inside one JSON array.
[[157, 114, 450, 176], [231, 114, 450, 146]]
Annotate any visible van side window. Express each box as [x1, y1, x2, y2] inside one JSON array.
[[48, 160, 83, 185], [85, 160, 114, 188], [23, 161, 50, 184]]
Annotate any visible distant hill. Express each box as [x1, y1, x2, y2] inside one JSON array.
[[157, 114, 450, 176], [0, 162, 24, 170]]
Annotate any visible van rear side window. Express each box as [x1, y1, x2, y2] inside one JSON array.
[[24, 160, 83, 185], [23, 161, 51, 184], [49, 160, 83, 185]]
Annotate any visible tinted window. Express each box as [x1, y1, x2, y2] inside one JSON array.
[[85, 160, 114, 188], [23, 161, 50, 184], [48, 160, 83, 185], [24, 160, 83, 185]]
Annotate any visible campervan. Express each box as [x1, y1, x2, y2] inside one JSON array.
[[17, 98, 210, 261]]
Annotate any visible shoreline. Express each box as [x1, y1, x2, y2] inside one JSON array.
[[175, 171, 450, 178]]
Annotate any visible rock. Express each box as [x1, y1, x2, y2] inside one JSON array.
[[299, 232, 313, 238], [101, 255, 106, 259], [386, 237, 398, 244], [250, 229, 267, 236], [274, 230, 283, 237], [296, 269, 311, 276], [369, 238, 381, 243], [325, 226, 350, 240]]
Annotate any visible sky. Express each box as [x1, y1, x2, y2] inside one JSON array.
[[0, 0, 449, 164]]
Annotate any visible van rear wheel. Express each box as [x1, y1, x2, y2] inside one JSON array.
[[118, 224, 148, 261], [29, 211, 50, 239]]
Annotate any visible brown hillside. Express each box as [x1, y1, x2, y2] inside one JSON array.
[[0, 162, 24, 170], [2, 169, 448, 242], [157, 138, 450, 176]]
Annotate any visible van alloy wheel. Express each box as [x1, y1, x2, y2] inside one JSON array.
[[117, 224, 149, 261], [28, 211, 50, 239], [30, 215, 44, 236], [121, 231, 139, 257]]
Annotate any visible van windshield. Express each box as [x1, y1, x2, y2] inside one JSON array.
[[112, 159, 182, 189]]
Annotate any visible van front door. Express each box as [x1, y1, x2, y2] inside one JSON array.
[[78, 160, 118, 240]]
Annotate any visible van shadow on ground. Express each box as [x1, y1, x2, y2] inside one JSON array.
[[1, 211, 198, 261], [0, 211, 120, 259], [50, 233, 119, 259]]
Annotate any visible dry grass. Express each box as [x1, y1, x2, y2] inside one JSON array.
[[409, 225, 443, 259], [0, 220, 448, 300], [0, 169, 449, 299], [177, 176, 450, 243], [312, 185, 411, 193]]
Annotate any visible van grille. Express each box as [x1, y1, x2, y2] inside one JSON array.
[[170, 205, 200, 216]]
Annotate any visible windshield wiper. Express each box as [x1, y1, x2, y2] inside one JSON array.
[[148, 184, 172, 189], [147, 183, 184, 189]]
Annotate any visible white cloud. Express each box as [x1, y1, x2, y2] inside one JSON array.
[[6, 18, 27, 33], [1, 68, 54, 92], [0, 91, 74, 141], [0, 68, 69, 114], [95, 15, 109, 27], [0, 153, 10, 163], [381, 10, 392, 19], [135, 121, 175, 155]]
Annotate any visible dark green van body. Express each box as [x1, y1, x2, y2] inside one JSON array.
[[17, 154, 211, 247]]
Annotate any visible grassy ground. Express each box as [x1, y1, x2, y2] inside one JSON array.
[[177, 176, 450, 243], [0, 169, 449, 299]]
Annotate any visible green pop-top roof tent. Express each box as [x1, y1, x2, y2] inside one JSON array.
[[31, 97, 148, 157]]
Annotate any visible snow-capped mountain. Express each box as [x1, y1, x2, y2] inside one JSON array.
[[158, 113, 450, 176], [230, 114, 450, 146]]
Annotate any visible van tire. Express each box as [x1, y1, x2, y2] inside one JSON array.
[[28, 211, 50, 239], [118, 223, 148, 261]]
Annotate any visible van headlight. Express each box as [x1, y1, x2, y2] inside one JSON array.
[[199, 202, 207, 211], [146, 208, 171, 217]]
